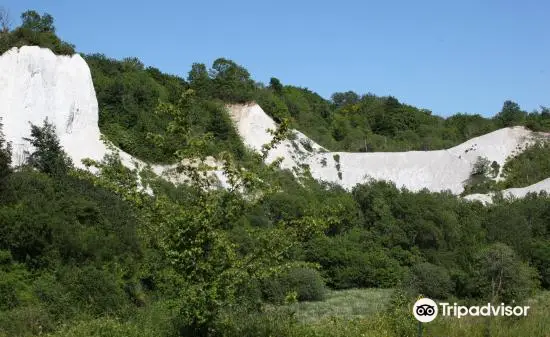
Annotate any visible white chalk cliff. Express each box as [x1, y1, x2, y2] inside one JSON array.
[[0, 46, 101, 167], [1, 46, 549, 202], [228, 104, 550, 201], [0, 46, 226, 186]]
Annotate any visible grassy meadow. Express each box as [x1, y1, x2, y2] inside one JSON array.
[[247, 289, 550, 337]]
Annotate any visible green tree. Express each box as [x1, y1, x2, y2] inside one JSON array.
[[495, 100, 527, 127], [210, 58, 255, 103], [331, 91, 359, 107], [269, 77, 283, 94], [408, 262, 453, 299], [471, 156, 491, 177], [21, 10, 55, 33], [23, 120, 73, 176], [472, 243, 538, 302], [188, 63, 211, 97]]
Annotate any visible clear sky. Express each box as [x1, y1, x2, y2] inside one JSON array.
[[4, 0, 549, 117]]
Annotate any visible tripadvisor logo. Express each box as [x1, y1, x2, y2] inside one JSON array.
[[413, 298, 438, 322], [412, 298, 530, 323]]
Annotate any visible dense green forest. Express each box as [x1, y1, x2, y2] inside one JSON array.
[[2, 10, 550, 337]]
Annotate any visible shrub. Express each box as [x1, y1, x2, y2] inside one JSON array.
[[0, 304, 55, 336], [471, 243, 539, 302], [407, 262, 453, 299], [306, 233, 405, 289], [300, 139, 313, 152], [471, 156, 490, 177], [262, 267, 326, 304], [500, 141, 550, 188]]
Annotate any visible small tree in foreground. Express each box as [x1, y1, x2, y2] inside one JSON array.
[[23, 120, 72, 176]]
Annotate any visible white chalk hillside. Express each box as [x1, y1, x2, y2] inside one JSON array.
[[1, 46, 549, 201], [0, 46, 227, 186], [228, 104, 550, 198]]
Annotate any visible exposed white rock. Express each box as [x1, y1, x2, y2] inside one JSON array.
[[228, 103, 550, 195], [3, 46, 549, 200], [464, 178, 550, 204], [0, 46, 226, 186]]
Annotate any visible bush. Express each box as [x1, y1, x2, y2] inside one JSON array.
[[306, 232, 405, 289], [262, 267, 326, 304], [471, 156, 491, 177], [0, 304, 55, 336], [500, 141, 550, 188], [59, 265, 130, 316], [471, 243, 539, 302], [407, 262, 453, 299]]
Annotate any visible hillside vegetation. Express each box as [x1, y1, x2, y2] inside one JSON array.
[[500, 141, 550, 188], [2, 9, 550, 337], [462, 139, 550, 195]]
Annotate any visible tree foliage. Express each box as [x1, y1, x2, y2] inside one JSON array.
[[23, 120, 73, 176], [0, 9, 74, 55], [20, 10, 55, 33], [500, 141, 550, 188]]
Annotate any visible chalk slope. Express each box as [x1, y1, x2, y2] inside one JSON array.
[[228, 103, 549, 195]]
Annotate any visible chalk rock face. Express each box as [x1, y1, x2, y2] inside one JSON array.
[[0, 46, 107, 167], [228, 103, 549, 195], [0, 46, 228, 187]]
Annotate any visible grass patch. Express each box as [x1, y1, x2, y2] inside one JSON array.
[[286, 288, 393, 323]]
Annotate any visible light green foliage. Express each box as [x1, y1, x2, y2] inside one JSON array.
[[218, 291, 550, 337], [259, 85, 550, 154], [288, 288, 393, 323]]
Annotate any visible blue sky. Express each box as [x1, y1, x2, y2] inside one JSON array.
[[4, 0, 549, 117]]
